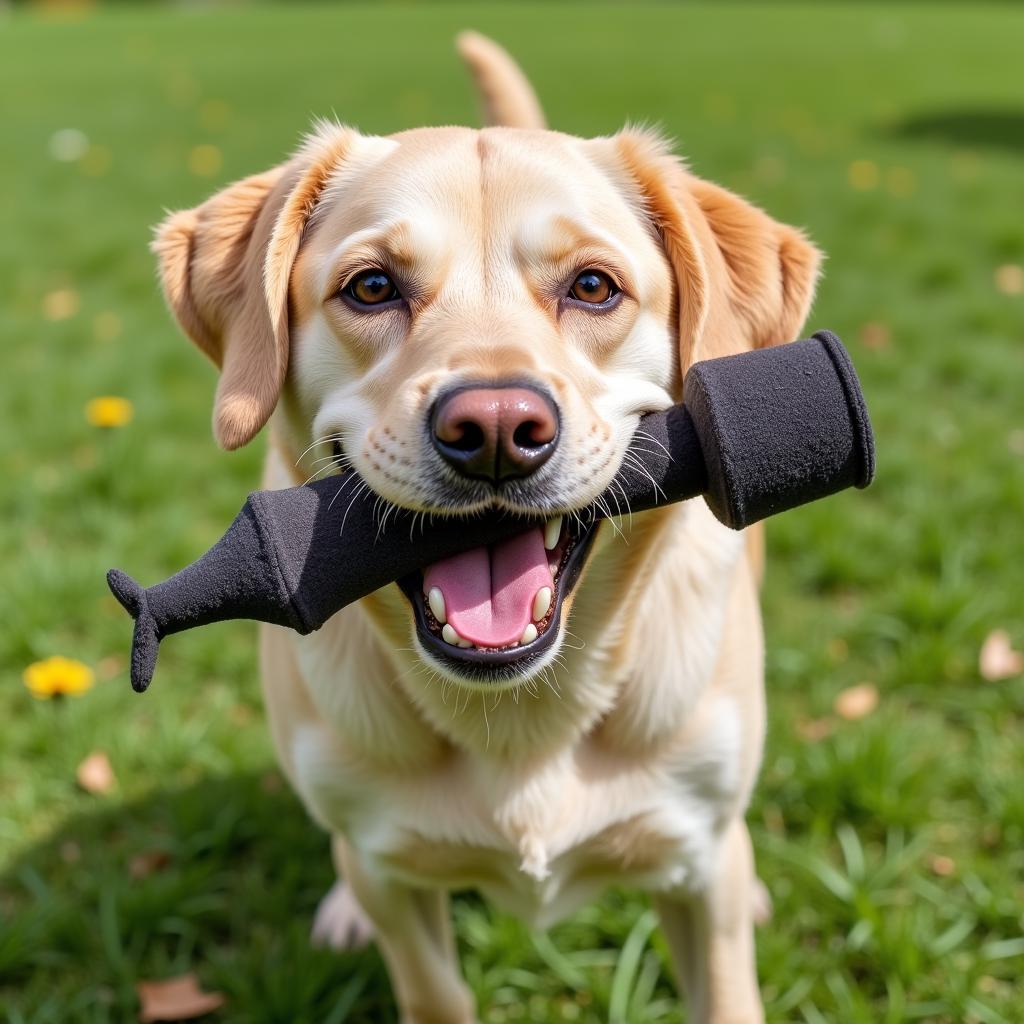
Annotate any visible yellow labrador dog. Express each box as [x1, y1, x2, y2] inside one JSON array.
[[154, 33, 819, 1024]]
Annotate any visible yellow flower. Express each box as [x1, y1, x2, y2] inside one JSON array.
[[86, 396, 133, 428], [847, 159, 880, 191], [23, 656, 95, 699], [189, 143, 223, 178]]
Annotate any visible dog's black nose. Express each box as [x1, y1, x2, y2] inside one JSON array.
[[431, 384, 559, 482]]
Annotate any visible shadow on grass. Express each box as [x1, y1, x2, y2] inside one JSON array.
[[883, 107, 1024, 153], [0, 772, 396, 1023]]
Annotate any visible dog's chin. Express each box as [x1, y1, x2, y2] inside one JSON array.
[[397, 515, 601, 689]]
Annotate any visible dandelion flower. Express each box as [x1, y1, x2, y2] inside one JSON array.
[[189, 144, 223, 177], [23, 656, 95, 699], [847, 159, 880, 191], [86, 396, 133, 428]]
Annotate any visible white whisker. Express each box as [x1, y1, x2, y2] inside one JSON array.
[[633, 429, 673, 460], [306, 450, 352, 469], [610, 478, 635, 532], [338, 480, 372, 537], [301, 460, 349, 487], [621, 451, 667, 502], [294, 432, 344, 466], [327, 471, 363, 512], [561, 628, 586, 652], [593, 495, 626, 543], [626, 446, 670, 462]]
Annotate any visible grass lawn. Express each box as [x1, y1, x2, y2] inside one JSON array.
[[2, 2, 1023, 1021]]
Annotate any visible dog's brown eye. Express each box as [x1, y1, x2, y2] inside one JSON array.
[[569, 270, 616, 304], [346, 270, 399, 306]]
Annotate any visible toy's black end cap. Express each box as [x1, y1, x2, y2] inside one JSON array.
[[812, 329, 876, 489], [684, 331, 876, 530], [107, 569, 160, 694]]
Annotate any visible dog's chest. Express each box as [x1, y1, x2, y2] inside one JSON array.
[[351, 703, 742, 927]]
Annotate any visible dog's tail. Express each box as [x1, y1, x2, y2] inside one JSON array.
[[456, 31, 546, 130]]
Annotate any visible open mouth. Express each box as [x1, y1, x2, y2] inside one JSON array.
[[397, 514, 600, 682]]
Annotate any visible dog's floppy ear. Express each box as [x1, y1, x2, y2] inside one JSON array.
[[605, 130, 822, 367], [152, 127, 354, 449]]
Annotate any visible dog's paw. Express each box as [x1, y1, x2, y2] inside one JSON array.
[[311, 880, 376, 951]]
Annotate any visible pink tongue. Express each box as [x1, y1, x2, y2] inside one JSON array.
[[423, 527, 554, 647]]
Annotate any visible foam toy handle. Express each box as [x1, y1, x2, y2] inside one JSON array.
[[107, 330, 874, 693]]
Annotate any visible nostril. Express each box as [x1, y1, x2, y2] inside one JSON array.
[[512, 420, 550, 450], [447, 420, 485, 453]]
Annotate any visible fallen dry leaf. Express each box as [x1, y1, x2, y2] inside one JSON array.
[[833, 683, 879, 721], [42, 287, 80, 321], [796, 717, 835, 742], [761, 804, 785, 836], [60, 840, 82, 864], [994, 263, 1024, 296], [979, 629, 1024, 681], [129, 849, 172, 880], [260, 771, 284, 794], [76, 751, 116, 794], [859, 321, 891, 350], [137, 974, 225, 1022], [96, 654, 126, 681]]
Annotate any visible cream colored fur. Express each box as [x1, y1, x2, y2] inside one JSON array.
[[154, 35, 820, 1024]]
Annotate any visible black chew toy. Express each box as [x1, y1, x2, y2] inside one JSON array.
[[107, 330, 874, 692]]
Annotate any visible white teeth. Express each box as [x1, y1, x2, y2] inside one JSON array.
[[543, 516, 563, 551], [427, 587, 447, 624], [532, 587, 552, 622], [520, 623, 538, 645], [442, 623, 472, 648]]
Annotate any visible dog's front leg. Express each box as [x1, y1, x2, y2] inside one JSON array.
[[333, 837, 476, 1024], [653, 818, 764, 1024]]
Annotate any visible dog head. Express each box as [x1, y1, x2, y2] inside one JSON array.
[[153, 39, 820, 689]]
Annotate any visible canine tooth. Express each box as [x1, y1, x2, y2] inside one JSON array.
[[520, 623, 538, 645], [543, 516, 563, 551], [427, 587, 447, 624], [532, 587, 552, 622]]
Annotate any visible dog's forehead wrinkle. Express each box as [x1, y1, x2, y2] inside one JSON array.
[[476, 131, 490, 293]]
